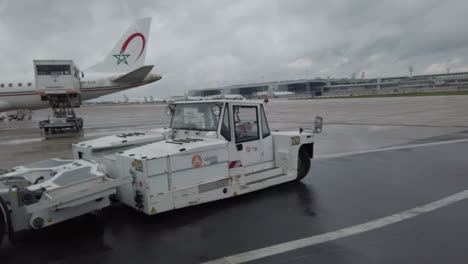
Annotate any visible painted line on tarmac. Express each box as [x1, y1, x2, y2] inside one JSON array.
[[316, 138, 468, 159], [204, 188, 468, 264]]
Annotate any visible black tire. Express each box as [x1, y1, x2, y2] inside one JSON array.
[[77, 118, 83, 128], [296, 146, 311, 181]]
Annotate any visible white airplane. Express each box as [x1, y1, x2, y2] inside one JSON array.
[[121, 94, 164, 104], [199, 90, 244, 100], [272, 91, 295, 97], [124, 95, 146, 104], [257, 91, 295, 97], [182, 91, 204, 101], [0, 18, 161, 113], [223, 94, 244, 100], [148, 96, 166, 103]]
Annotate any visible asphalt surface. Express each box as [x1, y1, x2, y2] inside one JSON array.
[[1, 96, 468, 263]]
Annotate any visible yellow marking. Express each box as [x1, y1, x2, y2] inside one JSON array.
[[11, 193, 17, 198], [151, 207, 157, 214], [233, 192, 238, 196], [47, 218, 53, 223]]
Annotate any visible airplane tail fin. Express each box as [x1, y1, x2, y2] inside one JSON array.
[[87, 17, 152, 73]]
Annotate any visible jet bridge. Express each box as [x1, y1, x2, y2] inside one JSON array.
[[34, 60, 84, 136]]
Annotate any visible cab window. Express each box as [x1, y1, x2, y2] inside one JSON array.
[[234, 105, 259, 143], [260, 105, 271, 138], [170, 103, 220, 131], [220, 104, 231, 141]]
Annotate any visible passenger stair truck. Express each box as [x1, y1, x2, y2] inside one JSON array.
[[0, 100, 323, 241], [34, 60, 84, 136]]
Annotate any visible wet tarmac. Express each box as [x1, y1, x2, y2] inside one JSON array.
[[1, 96, 468, 263]]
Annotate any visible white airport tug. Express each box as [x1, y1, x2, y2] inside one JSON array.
[[0, 100, 322, 240]]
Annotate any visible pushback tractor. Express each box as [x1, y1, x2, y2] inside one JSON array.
[[34, 60, 84, 137], [0, 100, 322, 240]]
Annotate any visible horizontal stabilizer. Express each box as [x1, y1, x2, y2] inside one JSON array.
[[113, 65, 154, 83]]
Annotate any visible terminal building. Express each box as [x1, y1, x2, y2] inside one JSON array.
[[188, 72, 468, 98]]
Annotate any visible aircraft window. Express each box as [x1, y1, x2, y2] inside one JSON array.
[[27, 82, 32, 86], [0, 84, 3, 88], [36, 65, 71, 75], [18, 83, 22, 87], [8, 83, 12, 87]]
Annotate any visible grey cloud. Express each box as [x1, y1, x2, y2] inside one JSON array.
[[0, 0, 467, 98]]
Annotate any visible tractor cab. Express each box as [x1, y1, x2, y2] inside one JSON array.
[[166, 100, 274, 167]]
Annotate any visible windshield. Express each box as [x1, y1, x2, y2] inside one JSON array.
[[170, 103, 221, 131]]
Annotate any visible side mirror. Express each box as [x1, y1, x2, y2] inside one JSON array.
[[165, 105, 174, 116], [314, 116, 323, 133]]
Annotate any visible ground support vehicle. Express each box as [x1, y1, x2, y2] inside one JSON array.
[[7, 109, 32, 121], [0, 100, 322, 241], [34, 60, 84, 137]]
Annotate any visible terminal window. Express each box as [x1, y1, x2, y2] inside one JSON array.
[[36, 65, 71, 76]]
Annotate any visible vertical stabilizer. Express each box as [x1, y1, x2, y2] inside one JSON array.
[[87, 17, 152, 73]]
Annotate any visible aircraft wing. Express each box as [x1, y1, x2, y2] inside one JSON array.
[[113, 65, 154, 83]]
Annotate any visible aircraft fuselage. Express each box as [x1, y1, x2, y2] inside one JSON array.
[[0, 72, 160, 112]]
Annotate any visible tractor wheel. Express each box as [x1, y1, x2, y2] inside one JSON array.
[[77, 118, 83, 129], [0, 198, 8, 244], [296, 146, 311, 181]]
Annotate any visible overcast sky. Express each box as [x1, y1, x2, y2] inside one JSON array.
[[1, 0, 467, 99]]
